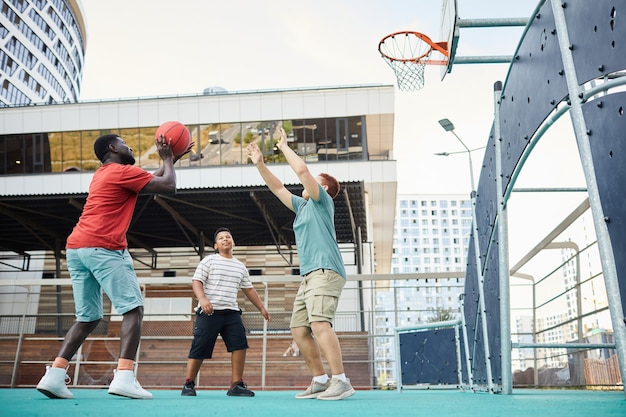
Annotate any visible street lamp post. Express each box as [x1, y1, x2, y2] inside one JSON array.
[[437, 118, 494, 392], [438, 118, 477, 193]]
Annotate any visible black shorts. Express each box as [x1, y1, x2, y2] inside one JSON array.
[[187, 309, 249, 359]]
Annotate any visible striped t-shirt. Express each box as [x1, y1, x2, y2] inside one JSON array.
[[192, 253, 253, 311]]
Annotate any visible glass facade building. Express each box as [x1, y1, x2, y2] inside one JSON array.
[[0, 85, 397, 276], [0, 0, 86, 107], [0, 115, 370, 175]]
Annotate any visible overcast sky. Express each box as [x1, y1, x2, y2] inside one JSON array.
[[77, 0, 589, 262]]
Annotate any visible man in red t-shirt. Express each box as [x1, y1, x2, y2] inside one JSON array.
[[37, 133, 192, 400]]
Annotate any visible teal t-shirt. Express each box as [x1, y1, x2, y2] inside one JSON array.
[[291, 184, 346, 279]]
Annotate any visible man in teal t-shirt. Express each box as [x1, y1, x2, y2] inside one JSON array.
[[247, 128, 355, 401], [291, 187, 346, 279]]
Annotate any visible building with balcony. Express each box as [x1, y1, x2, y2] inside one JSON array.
[[0, 85, 397, 388], [0, 85, 396, 270]]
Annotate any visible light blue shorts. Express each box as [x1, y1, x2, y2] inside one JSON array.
[[66, 248, 144, 322]]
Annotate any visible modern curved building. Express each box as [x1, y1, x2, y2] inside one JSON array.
[[0, 0, 87, 106]]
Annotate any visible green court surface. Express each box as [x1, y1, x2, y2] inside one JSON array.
[[0, 388, 624, 417]]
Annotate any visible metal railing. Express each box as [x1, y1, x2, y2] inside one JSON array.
[[0, 268, 618, 390]]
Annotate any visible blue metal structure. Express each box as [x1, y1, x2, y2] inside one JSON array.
[[463, 0, 626, 396]]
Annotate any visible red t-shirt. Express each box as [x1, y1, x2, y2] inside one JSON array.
[[66, 163, 154, 250]]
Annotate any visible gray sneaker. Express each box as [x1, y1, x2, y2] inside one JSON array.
[[295, 379, 331, 399], [317, 377, 355, 400]]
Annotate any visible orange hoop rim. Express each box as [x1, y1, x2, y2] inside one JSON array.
[[378, 31, 449, 64]]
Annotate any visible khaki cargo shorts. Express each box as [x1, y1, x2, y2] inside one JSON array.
[[290, 268, 345, 328]]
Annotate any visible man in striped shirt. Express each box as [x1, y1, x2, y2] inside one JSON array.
[[181, 227, 270, 397]]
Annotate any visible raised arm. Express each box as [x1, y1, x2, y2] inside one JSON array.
[[275, 128, 321, 201], [246, 142, 294, 211], [142, 136, 193, 195]]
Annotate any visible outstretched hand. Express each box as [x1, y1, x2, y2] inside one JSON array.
[[246, 128, 288, 165], [277, 127, 288, 150], [246, 142, 263, 165], [174, 141, 195, 163]]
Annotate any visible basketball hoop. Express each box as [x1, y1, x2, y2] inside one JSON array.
[[378, 31, 449, 91]]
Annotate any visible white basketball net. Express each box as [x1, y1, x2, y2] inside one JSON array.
[[379, 32, 435, 92]]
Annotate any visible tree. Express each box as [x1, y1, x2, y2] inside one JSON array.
[[427, 307, 456, 323]]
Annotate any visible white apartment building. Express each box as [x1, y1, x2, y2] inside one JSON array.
[[374, 193, 471, 385]]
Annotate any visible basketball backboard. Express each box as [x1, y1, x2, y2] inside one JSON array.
[[439, 0, 459, 80]]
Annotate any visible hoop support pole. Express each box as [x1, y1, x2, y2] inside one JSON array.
[[457, 18, 528, 28], [453, 55, 514, 64]]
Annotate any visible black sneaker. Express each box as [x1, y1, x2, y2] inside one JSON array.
[[181, 380, 196, 396], [227, 380, 254, 397]]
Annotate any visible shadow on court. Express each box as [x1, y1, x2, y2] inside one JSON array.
[[0, 388, 624, 417]]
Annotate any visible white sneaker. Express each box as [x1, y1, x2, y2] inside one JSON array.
[[317, 377, 355, 400], [108, 369, 152, 399], [295, 379, 331, 399], [37, 366, 73, 399]]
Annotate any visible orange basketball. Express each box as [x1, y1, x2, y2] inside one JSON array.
[[155, 121, 191, 157]]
